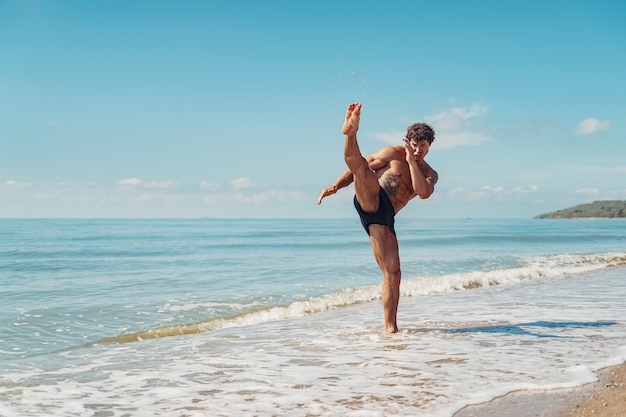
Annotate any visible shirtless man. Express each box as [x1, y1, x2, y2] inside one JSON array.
[[317, 102, 438, 333]]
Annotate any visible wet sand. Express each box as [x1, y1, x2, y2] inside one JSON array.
[[454, 362, 626, 417]]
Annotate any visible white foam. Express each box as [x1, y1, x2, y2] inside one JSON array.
[[84, 252, 626, 346], [158, 300, 265, 313]]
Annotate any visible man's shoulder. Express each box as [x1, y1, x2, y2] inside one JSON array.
[[379, 145, 405, 156], [370, 145, 403, 159], [375, 145, 402, 151], [423, 160, 437, 173]]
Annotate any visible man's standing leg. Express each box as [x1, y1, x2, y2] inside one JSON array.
[[342, 103, 401, 333], [369, 225, 401, 333]]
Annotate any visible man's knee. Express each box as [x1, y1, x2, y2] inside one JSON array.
[[379, 245, 401, 276], [382, 262, 401, 277], [375, 251, 401, 276]]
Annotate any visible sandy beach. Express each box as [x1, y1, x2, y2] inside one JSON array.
[[454, 362, 626, 417]]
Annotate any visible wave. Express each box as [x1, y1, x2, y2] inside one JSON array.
[[90, 252, 626, 345]]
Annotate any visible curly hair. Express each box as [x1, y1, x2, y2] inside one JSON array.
[[406, 122, 435, 145]]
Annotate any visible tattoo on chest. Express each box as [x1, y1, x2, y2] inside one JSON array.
[[380, 175, 400, 197]]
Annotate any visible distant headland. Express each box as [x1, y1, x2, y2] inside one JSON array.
[[535, 200, 626, 219]]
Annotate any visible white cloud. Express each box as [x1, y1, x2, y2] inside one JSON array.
[[574, 188, 600, 195], [137, 193, 184, 203], [446, 184, 538, 202], [575, 118, 612, 135], [437, 132, 490, 149], [200, 181, 219, 191], [426, 103, 491, 149], [570, 188, 626, 201], [117, 178, 178, 189], [119, 178, 143, 186], [453, 105, 488, 119], [231, 177, 254, 189], [4, 180, 31, 188], [0, 179, 322, 217], [374, 103, 492, 149], [375, 130, 406, 144], [145, 180, 178, 189], [480, 185, 504, 193], [202, 194, 222, 204], [427, 104, 488, 130], [233, 189, 309, 204]]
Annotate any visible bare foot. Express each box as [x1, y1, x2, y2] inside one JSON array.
[[342, 102, 361, 135], [385, 325, 399, 334]]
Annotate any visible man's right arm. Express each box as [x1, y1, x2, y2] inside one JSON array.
[[317, 147, 395, 205], [316, 169, 353, 205]]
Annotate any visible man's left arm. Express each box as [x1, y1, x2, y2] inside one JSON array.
[[405, 147, 437, 199]]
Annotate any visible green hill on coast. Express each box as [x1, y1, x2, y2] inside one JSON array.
[[535, 200, 626, 219]]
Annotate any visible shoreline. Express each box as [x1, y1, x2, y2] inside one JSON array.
[[454, 362, 626, 417]]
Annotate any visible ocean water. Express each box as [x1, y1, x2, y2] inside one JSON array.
[[1, 218, 626, 417]]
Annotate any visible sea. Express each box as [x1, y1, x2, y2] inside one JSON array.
[[1, 217, 626, 417]]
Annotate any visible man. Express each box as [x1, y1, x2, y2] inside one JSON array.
[[317, 102, 438, 333]]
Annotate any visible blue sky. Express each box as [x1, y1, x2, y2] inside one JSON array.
[[1, 0, 625, 218]]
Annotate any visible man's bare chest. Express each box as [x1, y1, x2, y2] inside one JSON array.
[[377, 166, 412, 199]]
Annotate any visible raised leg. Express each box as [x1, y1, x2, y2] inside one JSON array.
[[342, 103, 381, 212]]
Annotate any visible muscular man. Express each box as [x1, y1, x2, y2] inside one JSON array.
[[317, 102, 438, 333]]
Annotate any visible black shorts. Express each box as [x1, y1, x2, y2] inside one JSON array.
[[354, 188, 396, 236]]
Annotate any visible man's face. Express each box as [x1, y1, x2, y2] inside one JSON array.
[[408, 138, 430, 161]]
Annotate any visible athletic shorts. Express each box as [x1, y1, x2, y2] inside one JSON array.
[[353, 187, 396, 236]]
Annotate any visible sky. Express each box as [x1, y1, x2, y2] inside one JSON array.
[[1, 0, 625, 218]]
